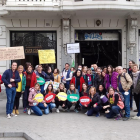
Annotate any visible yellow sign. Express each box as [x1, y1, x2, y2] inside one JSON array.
[[0, 46, 25, 61], [38, 49, 56, 64], [33, 93, 44, 102], [56, 92, 67, 101]]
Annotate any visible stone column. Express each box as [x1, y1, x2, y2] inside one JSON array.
[[61, 18, 72, 69], [127, 14, 139, 66]]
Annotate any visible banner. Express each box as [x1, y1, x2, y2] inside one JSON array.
[[38, 49, 56, 64], [0, 46, 25, 61]]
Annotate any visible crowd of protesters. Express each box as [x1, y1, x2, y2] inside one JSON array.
[[1, 60, 140, 121]]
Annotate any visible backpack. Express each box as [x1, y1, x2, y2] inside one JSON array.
[[115, 92, 124, 102]]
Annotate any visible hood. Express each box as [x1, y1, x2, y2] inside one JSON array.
[[29, 87, 37, 92]]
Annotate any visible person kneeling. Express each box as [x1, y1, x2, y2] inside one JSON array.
[[28, 83, 47, 116], [87, 87, 101, 117], [67, 83, 80, 113], [103, 87, 124, 120]]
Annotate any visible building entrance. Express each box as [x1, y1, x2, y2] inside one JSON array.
[[75, 30, 122, 68], [10, 31, 57, 69]]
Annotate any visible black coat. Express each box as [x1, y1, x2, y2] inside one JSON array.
[[93, 74, 104, 89], [46, 72, 54, 81]]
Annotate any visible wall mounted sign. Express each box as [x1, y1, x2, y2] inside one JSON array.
[[67, 43, 80, 54]]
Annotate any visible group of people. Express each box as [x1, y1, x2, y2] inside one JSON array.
[[0, 60, 140, 121]]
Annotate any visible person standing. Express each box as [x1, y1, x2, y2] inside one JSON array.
[[2, 62, 21, 119], [128, 60, 135, 75], [46, 67, 54, 82], [13, 65, 26, 115], [117, 66, 132, 121], [53, 68, 61, 83], [61, 63, 72, 89], [24, 64, 37, 113], [0, 74, 3, 93]]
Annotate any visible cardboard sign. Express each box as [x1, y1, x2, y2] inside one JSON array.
[[33, 93, 44, 103], [80, 96, 91, 105], [67, 43, 80, 54], [67, 94, 79, 102], [37, 77, 45, 85], [0, 46, 25, 61], [56, 92, 67, 101], [44, 93, 56, 103], [38, 49, 56, 64], [53, 82, 60, 90]]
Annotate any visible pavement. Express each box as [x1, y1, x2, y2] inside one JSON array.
[[0, 90, 140, 140]]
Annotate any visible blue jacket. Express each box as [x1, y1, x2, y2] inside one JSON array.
[[2, 69, 21, 88]]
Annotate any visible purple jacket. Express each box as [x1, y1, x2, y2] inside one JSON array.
[[105, 72, 118, 90]]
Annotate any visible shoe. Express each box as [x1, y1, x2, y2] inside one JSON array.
[[50, 109, 52, 113], [27, 109, 31, 115], [67, 109, 70, 112], [74, 109, 79, 113], [12, 110, 15, 115], [7, 114, 11, 119], [134, 109, 138, 112], [132, 116, 140, 120], [23, 108, 27, 113], [56, 109, 60, 113], [123, 117, 130, 121], [62, 108, 66, 112], [85, 111, 87, 115], [10, 113, 14, 117], [105, 110, 110, 114], [114, 115, 122, 120], [96, 112, 100, 117], [15, 110, 19, 115]]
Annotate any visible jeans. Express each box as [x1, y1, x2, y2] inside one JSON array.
[[45, 103, 56, 114], [40, 85, 44, 94], [87, 106, 101, 116], [6, 87, 16, 115], [64, 82, 70, 90], [137, 95, 140, 116], [31, 103, 48, 116], [130, 89, 133, 109], [121, 90, 130, 118], [106, 106, 121, 118], [23, 87, 30, 108]]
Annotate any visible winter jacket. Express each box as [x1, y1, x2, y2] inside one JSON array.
[[0, 75, 3, 92], [117, 72, 133, 91], [2, 69, 21, 88], [107, 93, 124, 109], [88, 93, 101, 108], [28, 87, 45, 106], [24, 71, 37, 88], [93, 74, 103, 89], [105, 72, 118, 90], [35, 71, 47, 81], [19, 73, 26, 92], [70, 76, 85, 92], [53, 73, 61, 83], [84, 74, 94, 86], [132, 72, 140, 94], [46, 72, 54, 81]]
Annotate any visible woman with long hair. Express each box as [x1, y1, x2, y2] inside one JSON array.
[[103, 87, 124, 120], [13, 65, 26, 115], [46, 67, 54, 82], [87, 87, 101, 117], [82, 66, 88, 80], [28, 83, 47, 116], [67, 83, 79, 113], [53, 68, 61, 83], [44, 84, 56, 114], [85, 68, 93, 87], [24, 64, 37, 113], [55, 83, 67, 113], [104, 65, 118, 90]]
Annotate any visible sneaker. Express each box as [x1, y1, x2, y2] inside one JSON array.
[[66, 109, 70, 112], [56, 109, 60, 113], [7, 114, 11, 119], [132, 116, 140, 120], [105, 110, 110, 114], [31, 109, 34, 113], [123, 117, 130, 121], [114, 115, 122, 120], [12, 110, 15, 115], [134, 109, 138, 112], [85, 111, 87, 115], [27, 108, 31, 115], [15, 110, 19, 115], [96, 112, 100, 117], [74, 109, 79, 113], [62, 108, 66, 112], [10, 113, 14, 117], [23, 108, 27, 113]]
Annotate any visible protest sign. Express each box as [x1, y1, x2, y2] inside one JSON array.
[[44, 93, 56, 103], [67, 94, 79, 102], [67, 43, 80, 54], [38, 49, 56, 64], [33, 93, 44, 103], [0, 46, 25, 61], [56, 92, 67, 101]]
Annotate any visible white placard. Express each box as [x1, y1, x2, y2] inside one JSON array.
[[67, 43, 80, 54]]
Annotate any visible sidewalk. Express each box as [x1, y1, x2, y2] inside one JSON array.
[[0, 92, 140, 140]]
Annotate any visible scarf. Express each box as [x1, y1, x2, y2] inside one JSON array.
[[132, 71, 139, 88], [86, 74, 92, 86]]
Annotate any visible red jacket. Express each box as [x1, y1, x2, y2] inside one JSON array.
[[0, 75, 3, 92], [24, 71, 37, 88], [70, 76, 85, 92]]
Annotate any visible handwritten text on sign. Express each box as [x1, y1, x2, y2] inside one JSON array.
[[0, 46, 25, 61], [38, 49, 56, 64]]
